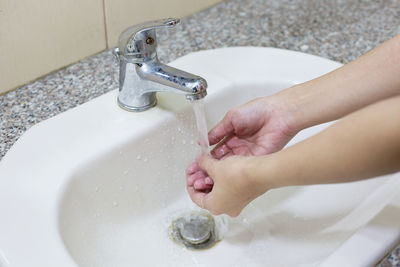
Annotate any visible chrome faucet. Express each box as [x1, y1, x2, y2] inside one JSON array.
[[113, 18, 207, 112]]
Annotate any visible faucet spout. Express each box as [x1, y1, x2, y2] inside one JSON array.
[[137, 61, 207, 100]]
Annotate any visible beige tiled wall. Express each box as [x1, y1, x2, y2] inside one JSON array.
[[0, 0, 106, 94], [0, 0, 222, 95], [103, 0, 222, 47]]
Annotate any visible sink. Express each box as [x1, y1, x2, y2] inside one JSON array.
[[0, 47, 399, 267]]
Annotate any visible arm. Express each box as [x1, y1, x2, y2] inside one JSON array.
[[280, 34, 400, 132], [257, 96, 400, 188], [191, 96, 400, 217], [208, 34, 400, 158], [187, 34, 400, 192]]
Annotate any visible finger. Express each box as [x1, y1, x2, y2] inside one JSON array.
[[186, 162, 200, 175], [205, 177, 214, 185], [186, 170, 206, 186], [194, 178, 213, 190], [197, 155, 217, 178], [211, 142, 232, 159], [208, 111, 235, 145], [220, 151, 235, 159]]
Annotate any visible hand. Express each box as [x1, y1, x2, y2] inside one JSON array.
[[186, 95, 297, 192], [186, 155, 267, 217], [209, 96, 297, 159]]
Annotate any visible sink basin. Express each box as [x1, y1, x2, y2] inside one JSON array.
[[0, 47, 399, 267]]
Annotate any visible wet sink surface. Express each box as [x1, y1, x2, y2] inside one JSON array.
[[1, 47, 399, 267]]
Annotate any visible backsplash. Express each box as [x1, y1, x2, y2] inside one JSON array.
[[0, 0, 222, 94]]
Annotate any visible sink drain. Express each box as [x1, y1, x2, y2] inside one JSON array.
[[169, 211, 218, 250]]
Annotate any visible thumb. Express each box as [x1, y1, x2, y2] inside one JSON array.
[[197, 155, 217, 178], [208, 111, 235, 145]]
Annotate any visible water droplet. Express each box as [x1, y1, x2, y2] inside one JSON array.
[[242, 218, 250, 226], [143, 157, 148, 162], [182, 140, 186, 145], [123, 170, 129, 175], [113, 201, 119, 207], [136, 155, 142, 160], [94, 187, 99, 192], [190, 140, 194, 145]]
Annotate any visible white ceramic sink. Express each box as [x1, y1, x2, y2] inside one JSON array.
[[0, 47, 399, 267]]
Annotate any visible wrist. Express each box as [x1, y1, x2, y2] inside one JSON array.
[[274, 83, 312, 133], [263, 88, 306, 135], [243, 156, 278, 196], [245, 152, 295, 192]]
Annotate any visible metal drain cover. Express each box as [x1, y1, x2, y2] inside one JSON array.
[[169, 211, 218, 250]]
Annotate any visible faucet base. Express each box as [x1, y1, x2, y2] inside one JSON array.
[[117, 97, 157, 112]]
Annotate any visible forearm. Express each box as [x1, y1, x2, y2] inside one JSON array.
[[275, 34, 400, 132], [253, 96, 400, 189]]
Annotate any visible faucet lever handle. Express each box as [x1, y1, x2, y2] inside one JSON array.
[[132, 18, 180, 39], [117, 18, 180, 62]]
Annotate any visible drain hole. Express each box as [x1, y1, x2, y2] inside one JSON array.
[[169, 211, 218, 250]]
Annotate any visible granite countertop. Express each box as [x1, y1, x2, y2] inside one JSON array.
[[1, 0, 399, 265]]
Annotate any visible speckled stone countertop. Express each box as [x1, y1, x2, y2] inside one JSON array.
[[1, 0, 399, 265]]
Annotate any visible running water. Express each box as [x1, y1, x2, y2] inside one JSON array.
[[191, 99, 229, 239], [192, 99, 210, 155]]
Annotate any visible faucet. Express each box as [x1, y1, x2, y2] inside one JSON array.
[[113, 18, 208, 112]]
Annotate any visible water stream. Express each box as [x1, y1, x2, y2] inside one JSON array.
[[191, 99, 229, 241], [192, 99, 210, 155]]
